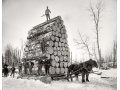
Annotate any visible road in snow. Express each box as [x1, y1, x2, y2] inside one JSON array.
[[2, 69, 117, 90]]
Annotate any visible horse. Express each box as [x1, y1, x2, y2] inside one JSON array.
[[67, 59, 98, 83]]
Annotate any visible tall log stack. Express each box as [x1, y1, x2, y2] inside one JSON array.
[[23, 16, 71, 75]]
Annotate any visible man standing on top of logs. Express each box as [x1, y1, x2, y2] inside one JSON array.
[[41, 38, 48, 53], [41, 38, 46, 53], [45, 6, 51, 21]]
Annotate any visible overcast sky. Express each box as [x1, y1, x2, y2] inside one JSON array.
[[2, 0, 116, 60]]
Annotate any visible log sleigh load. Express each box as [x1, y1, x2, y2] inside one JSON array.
[[23, 16, 71, 75]]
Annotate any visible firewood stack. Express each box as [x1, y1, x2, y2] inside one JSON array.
[[23, 16, 71, 75]]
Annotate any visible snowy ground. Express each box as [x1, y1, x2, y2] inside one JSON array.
[[2, 68, 117, 90]]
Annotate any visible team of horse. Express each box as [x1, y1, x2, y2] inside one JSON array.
[[67, 59, 98, 83]]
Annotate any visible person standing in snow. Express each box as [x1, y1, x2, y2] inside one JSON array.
[[2, 63, 9, 77], [29, 61, 34, 75], [44, 59, 51, 75], [10, 65, 16, 78], [23, 61, 29, 75], [38, 60, 43, 75]]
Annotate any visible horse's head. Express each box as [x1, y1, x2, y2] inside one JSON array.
[[89, 59, 98, 68]]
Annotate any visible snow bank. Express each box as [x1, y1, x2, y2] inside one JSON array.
[[2, 69, 117, 90], [3, 77, 50, 90], [100, 68, 117, 78]]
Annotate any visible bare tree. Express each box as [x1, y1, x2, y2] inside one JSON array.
[[89, 0, 103, 67], [105, 53, 113, 67], [5, 44, 13, 66], [12, 48, 22, 66], [4, 44, 21, 66], [70, 51, 73, 64], [20, 39, 26, 58], [92, 43, 98, 61], [12, 49, 18, 66], [2, 54, 4, 67], [74, 32, 92, 59], [113, 40, 117, 68]]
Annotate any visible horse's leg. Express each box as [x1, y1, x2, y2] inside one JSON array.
[[86, 72, 89, 82], [82, 69, 85, 83], [70, 73, 73, 81], [46, 65, 48, 75], [67, 72, 70, 81]]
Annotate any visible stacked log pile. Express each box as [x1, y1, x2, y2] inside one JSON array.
[[23, 16, 71, 75]]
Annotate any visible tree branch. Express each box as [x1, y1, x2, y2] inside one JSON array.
[[74, 32, 92, 59]]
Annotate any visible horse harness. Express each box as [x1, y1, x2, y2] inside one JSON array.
[[70, 63, 92, 75]]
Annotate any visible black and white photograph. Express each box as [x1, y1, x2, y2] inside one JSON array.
[[2, 0, 117, 90]]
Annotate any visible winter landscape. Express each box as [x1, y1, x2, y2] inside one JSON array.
[[3, 68, 117, 90], [2, 0, 117, 90]]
